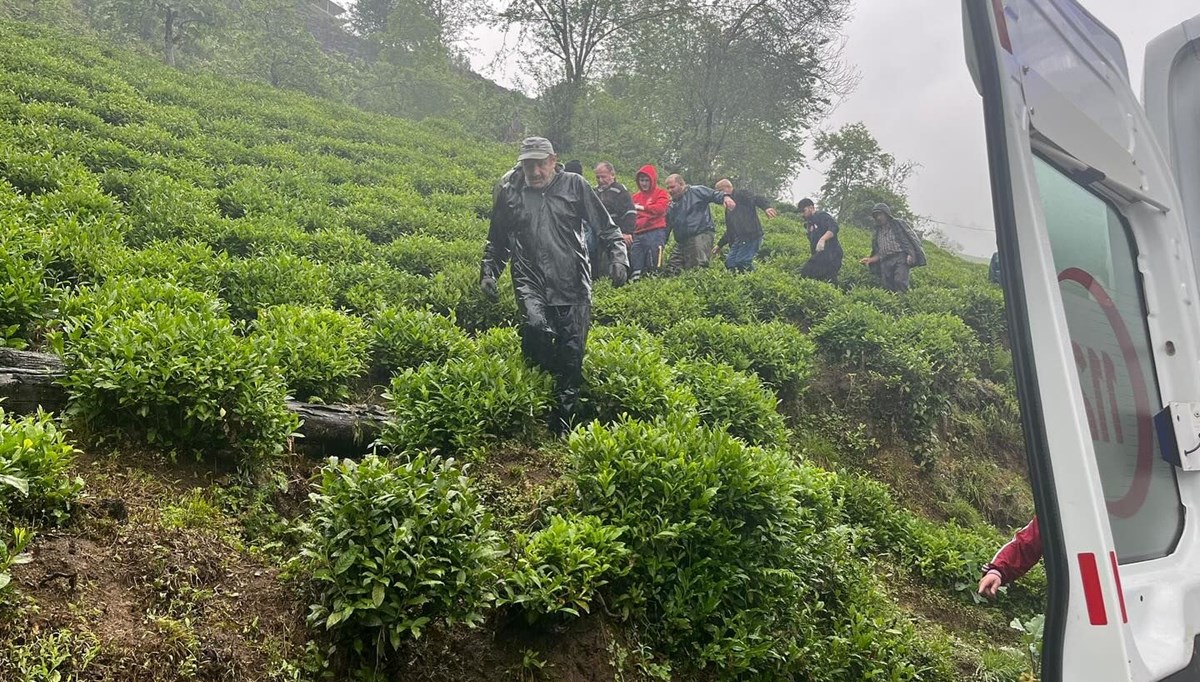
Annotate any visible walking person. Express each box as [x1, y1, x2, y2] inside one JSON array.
[[664, 174, 735, 273], [797, 198, 844, 283], [859, 203, 926, 292], [712, 178, 777, 273], [593, 162, 637, 279], [480, 137, 629, 434], [629, 164, 670, 280]]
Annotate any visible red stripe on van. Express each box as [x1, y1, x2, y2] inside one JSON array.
[[992, 0, 1013, 53], [1079, 553, 1108, 625], [1109, 552, 1127, 623]]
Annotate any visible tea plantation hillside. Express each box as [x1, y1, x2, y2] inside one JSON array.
[[0, 20, 1043, 682]]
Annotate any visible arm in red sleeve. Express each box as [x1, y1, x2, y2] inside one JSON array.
[[983, 518, 1043, 585]]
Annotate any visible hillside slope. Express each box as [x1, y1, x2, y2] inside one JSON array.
[[0, 21, 1041, 682]]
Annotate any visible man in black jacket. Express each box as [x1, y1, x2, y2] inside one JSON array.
[[481, 137, 629, 433], [593, 161, 636, 278], [797, 198, 844, 283], [712, 178, 777, 272]]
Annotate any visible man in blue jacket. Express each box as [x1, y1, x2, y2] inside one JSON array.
[[664, 173, 736, 273]]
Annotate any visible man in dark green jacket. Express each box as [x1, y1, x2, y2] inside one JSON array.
[[481, 137, 629, 433], [664, 173, 736, 273], [859, 203, 926, 292]]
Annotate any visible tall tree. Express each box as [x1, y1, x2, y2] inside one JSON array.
[[496, 0, 682, 151], [95, 0, 223, 67], [213, 0, 351, 94], [612, 0, 852, 192], [351, 0, 484, 49], [813, 121, 917, 225]]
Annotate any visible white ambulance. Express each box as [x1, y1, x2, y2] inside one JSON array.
[[964, 1, 1200, 680]]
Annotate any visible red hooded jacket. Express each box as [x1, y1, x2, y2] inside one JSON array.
[[983, 518, 1042, 585], [631, 164, 670, 235]]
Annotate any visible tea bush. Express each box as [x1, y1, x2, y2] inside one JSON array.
[[0, 244, 50, 342], [502, 514, 631, 625], [580, 325, 696, 424], [569, 416, 835, 676], [592, 278, 706, 332], [738, 269, 845, 327], [673, 359, 787, 445], [809, 302, 893, 362], [369, 306, 470, 373], [662, 318, 816, 396], [252, 305, 371, 402], [56, 302, 298, 462], [381, 352, 553, 453], [219, 252, 334, 320], [894, 313, 982, 393], [98, 239, 228, 294], [297, 454, 503, 654], [0, 410, 83, 525]]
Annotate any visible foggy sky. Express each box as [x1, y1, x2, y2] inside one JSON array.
[[465, 2, 1198, 257]]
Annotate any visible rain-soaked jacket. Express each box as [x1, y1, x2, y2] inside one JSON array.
[[482, 167, 628, 317], [667, 185, 727, 242], [631, 165, 670, 235]]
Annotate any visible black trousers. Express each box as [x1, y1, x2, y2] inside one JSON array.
[[520, 302, 591, 431]]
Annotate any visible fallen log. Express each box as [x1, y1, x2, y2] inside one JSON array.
[[0, 348, 390, 458]]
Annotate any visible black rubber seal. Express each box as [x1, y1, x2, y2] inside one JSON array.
[[963, 2, 1068, 680]]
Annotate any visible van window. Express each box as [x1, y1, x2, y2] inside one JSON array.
[[1034, 156, 1184, 563]]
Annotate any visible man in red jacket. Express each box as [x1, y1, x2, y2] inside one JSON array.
[[978, 517, 1043, 598], [629, 164, 670, 281]]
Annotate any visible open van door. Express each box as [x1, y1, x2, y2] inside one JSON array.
[[963, 2, 1200, 681], [1144, 14, 1200, 280]]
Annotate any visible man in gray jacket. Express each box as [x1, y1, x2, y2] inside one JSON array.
[[664, 173, 736, 273], [481, 137, 629, 433], [859, 203, 926, 292]]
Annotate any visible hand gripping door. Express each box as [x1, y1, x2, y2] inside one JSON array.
[[964, 2, 1200, 681]]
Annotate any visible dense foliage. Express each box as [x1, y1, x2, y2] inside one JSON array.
[[297, 454, 503, 654], [0, 22, 1038, 681]]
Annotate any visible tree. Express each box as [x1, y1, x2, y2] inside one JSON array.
[[214, 0, 354, 96], [94, 0, 223, 67], [813, 122, 918, 225], [495, 0, 683, 151], [607, 0, 852, 193], [350, 0, 484, 49]]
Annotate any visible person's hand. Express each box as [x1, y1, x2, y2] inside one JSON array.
[[765, 208, 778, 218], [634, 204, 645, 211], [480, 275, 498, 300], [723, 196, 737, 211], [711, 245, 722, 256], [622, 233, 633, 246], [907, 254, 915, 266], [610, 262, 628, 288], [816, 240, 826, 253], [859, 257, 872, 266], [978, 571, 1002, 599]]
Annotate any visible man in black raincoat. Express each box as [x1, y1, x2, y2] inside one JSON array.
[[480, 137, 629, 434]]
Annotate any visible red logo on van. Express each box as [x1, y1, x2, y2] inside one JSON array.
[[1058, 267, 1153, 519]]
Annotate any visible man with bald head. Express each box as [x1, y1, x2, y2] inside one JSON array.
[[712, 178, 777, 272], [664, 173, 736, 273]]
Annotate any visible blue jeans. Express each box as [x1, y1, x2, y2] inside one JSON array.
[[630, 229, 668, 277], [724, 237, 762, 272]]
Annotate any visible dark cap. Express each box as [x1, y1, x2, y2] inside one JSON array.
[[871, 202, 892, 216], [517, 137, 555, 161], [798, 198, 815, 210]]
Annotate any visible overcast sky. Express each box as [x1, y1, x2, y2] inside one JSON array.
[[466, 2, 1198, 257]]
